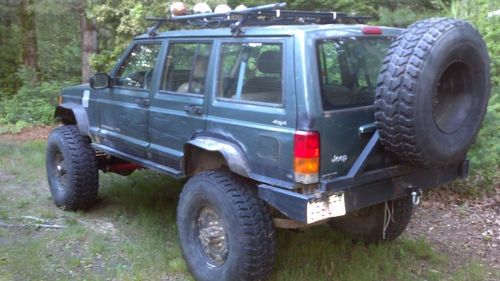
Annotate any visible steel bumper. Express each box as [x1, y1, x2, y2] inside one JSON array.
[[258, 160, 468, 224]]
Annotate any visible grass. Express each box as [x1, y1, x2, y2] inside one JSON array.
[[0, 139, 496, 281]]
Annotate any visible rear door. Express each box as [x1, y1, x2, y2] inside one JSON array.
[[148, 40, 213, 169], [96, 41, 162, 158], [205, 37, 297, 184], [316, 36, 394, 177]]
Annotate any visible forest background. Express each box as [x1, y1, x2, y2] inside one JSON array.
[[0, 0, 498, 194]]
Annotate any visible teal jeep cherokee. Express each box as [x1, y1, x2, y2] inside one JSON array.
[[45, 3, 490, 281]]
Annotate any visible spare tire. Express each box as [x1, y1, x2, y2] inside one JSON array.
[[374, 18, 490, 167]]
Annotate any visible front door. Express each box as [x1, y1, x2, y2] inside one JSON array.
[[96, 41, 162, 159], [148, 41, 213, 169]]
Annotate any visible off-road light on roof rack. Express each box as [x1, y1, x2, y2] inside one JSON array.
[[170, 2, 187, 16], [214, 4, 231, 14], [235, 4, 248, 11], [193, 2, 211, 14], [146, 2, 371, 37]]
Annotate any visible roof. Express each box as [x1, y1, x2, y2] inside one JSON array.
[[134, 24, 403, 40]]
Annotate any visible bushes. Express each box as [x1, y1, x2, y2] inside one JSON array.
[[443, 0, 500, 193], [0, 68, 61, 129], [448, 0, 499, 85], [457, 87, 500, 193]]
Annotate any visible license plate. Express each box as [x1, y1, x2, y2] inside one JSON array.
[[306, 193, 346, 224]]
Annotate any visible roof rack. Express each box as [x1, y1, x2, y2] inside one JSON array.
[[146, 2, 371, 37]]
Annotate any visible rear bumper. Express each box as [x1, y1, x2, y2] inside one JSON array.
[[258, 160, 468, 224]]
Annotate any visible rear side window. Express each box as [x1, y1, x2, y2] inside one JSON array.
[[317, 37, 392, 110], [161, 42, 212, 95], [217, 42, 283, 105]]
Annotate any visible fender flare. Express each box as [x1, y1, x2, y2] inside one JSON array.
[[185, 137, 251, 177], [54, 102, 90, 136]]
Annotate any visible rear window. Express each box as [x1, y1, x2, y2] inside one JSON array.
[[317, 37, 392, 110]]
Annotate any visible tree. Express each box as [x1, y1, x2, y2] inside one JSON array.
[[88, 0, 168, 72], [0, 0, 22, 96], [79, 0, 97, 83], [17, 0, 39, 83]]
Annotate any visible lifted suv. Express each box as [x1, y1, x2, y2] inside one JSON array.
[[46, 3, 490, 281]]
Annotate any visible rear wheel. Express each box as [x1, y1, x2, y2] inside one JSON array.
[[46, 125, 99, 210], [177, 169, 275, 281], [329, 197, 413, 243]]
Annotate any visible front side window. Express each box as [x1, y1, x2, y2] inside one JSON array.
[[317, 37, 393, 110], [161, 42, 212, 95], [217, 42, 283, 105], [115, 43, 161, 89]]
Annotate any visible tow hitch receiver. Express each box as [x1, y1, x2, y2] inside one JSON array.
[[410, 188, 422, 205]]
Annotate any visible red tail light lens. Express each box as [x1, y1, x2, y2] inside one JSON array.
[[294, 131, 320, 158], [294, 131, 320, 178]]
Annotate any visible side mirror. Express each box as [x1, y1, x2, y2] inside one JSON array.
[[89, 73, 111, 89]]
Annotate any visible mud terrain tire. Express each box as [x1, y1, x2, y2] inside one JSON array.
[[374, 18, 490, 167], [329, 197, 413, 243], [177, 169, 275, 281], [46, 125, 99, 210]]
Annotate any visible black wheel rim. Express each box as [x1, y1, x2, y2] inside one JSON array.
[[433, 61, 473, 134], [53, 152, 67, 191], [196, 206, 229, 267]]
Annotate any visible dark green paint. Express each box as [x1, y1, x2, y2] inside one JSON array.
[[57, 24, 402, 189]]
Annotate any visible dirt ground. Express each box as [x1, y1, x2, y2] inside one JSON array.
[[0, 125, 53, 142], [407, 188, 500, 276], [1, 126, 499, 279]]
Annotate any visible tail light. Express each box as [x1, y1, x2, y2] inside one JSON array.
[[294, 131, 320, 184]]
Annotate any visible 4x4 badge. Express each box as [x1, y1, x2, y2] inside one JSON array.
[[272, 120, 287, 126]]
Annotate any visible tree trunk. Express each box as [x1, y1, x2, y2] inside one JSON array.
[[17, 0, 39, 83], [79, 0, 97, 83]]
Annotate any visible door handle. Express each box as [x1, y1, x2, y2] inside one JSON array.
[[183, 105, 203, 115], [135, 98, 150, 108]]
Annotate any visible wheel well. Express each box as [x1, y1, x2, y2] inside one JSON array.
[[184, 145, 227, 176], [54, 106, 76, 125]]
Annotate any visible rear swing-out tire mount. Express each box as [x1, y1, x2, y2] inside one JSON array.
[[259, 18, 483, 229]]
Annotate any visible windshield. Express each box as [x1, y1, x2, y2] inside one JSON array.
[[317, 37, 393, 110]]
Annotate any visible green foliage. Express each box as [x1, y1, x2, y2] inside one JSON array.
[[0, 24, 22, 96], [35, 2, 82, 83], [375, 0, 448, 27], [88, 0, 169, 72], [469, 93, 499, 171], [435, 0, 500, 193], [459, 87, 500, 193], [0, 0, 81, 128], [444, 0, 499, 85], [0, 67, 60, 127]]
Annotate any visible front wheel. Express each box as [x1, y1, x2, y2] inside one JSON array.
[[177, 169, 275, 281], [329, 197, 413, 243], [46, 125, 99, 210]]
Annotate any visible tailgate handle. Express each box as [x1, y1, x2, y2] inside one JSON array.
[[359, 123, 376, 135], [184, 105, 203, 115]]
